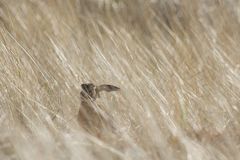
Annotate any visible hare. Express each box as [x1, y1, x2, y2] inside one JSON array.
[[78, 83, 120, 136]]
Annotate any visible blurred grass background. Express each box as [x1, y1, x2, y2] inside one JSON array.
[[0, 0, 240, 159]]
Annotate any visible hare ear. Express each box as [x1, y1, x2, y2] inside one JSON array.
[[81, 83, 94, 91], [81, 84, 88, 91], [97, 84, 120, 92]]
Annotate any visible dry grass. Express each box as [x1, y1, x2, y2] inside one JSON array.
[[0, 0, 240, 159]]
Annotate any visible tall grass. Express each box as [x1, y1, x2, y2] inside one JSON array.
[[0, 0, 240, 159]]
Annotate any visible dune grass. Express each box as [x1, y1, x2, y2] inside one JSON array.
[[0, 0, 240, 159]]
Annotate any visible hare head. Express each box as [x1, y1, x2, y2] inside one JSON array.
[[81, 83, 120, 101]]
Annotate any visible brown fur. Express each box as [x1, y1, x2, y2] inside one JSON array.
[[78, 83, 120, 135]]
